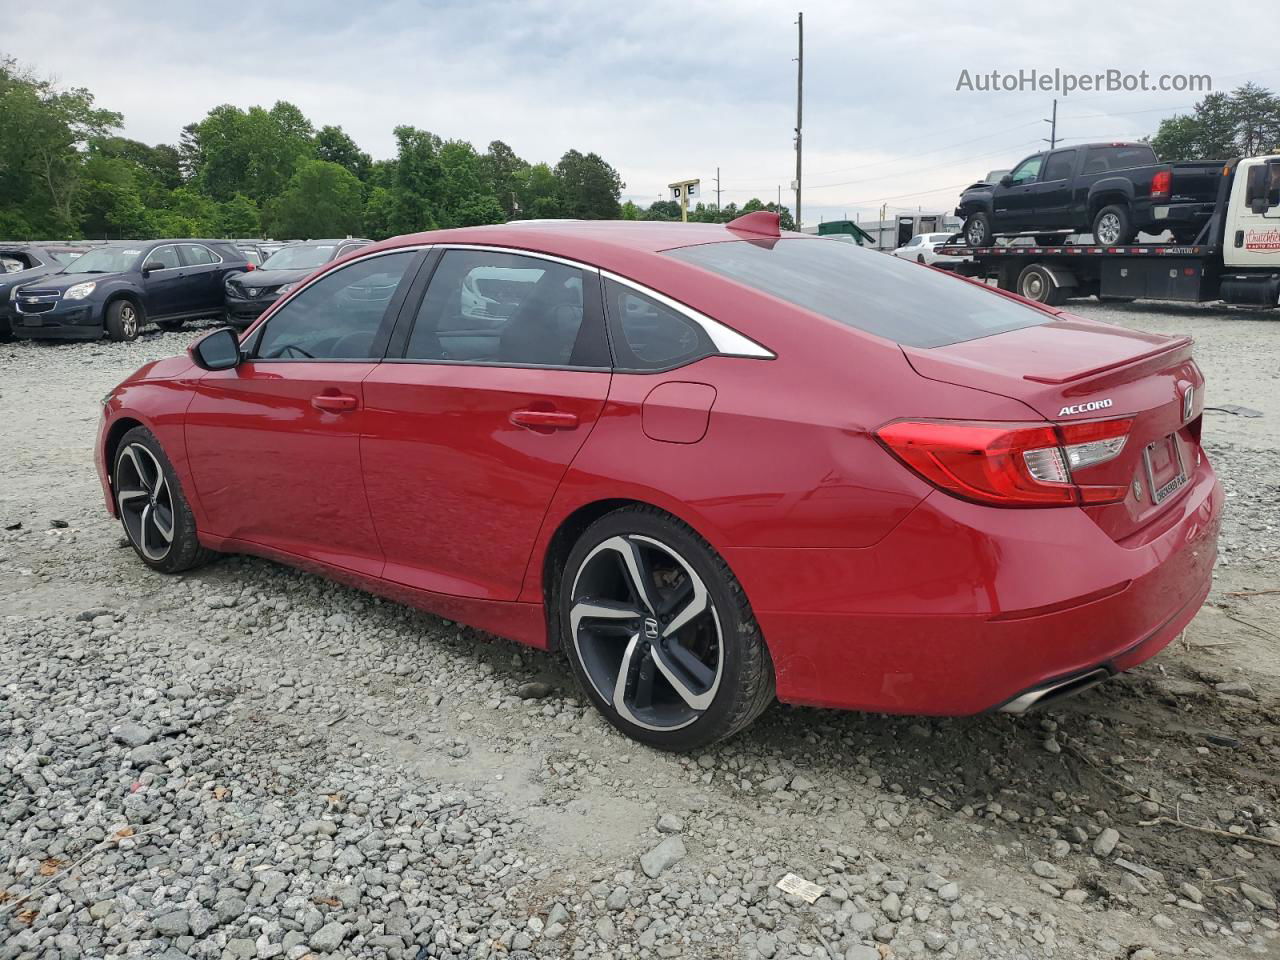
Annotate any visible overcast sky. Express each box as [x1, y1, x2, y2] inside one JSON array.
[[4, 0, 1276, 226]]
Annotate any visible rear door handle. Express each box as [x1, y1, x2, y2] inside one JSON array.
[[312, 393, 359, 412], [510, 409, 578, 431]]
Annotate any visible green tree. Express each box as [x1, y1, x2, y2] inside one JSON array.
[[1148, 85, 1280, 160], [265, 159, 363, 239], [389, 125, 444, 232], [517, 162, 563, 219], [482, 140, 527, 219], [315, 125, 371, 181], [0, 56, 121, 235], [149, 186, 220, 236], [183, 101, 315, 202], [217, 194, 260, 237], [437, 140, 504, 228], [554, 150, 623, 219]]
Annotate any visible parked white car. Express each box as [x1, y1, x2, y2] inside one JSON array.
[[890, 233, 967, 267]]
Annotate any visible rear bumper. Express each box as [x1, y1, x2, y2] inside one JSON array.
[[728, 454, 1222, 715], [1148, 201, 1215, 227]]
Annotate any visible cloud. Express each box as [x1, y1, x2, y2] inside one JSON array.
[[4, 0, 1275, 224]]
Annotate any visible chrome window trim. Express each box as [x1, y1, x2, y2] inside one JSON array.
[[599, 269, 775, 359]]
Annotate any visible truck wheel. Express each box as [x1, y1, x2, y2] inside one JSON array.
[[105, 300, 141, 342], [963, 212, 991, 246], [1017, 264, 1067, 306], [1092, 205, 1134, 246]]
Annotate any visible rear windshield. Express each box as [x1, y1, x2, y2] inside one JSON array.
[[261, 245, 336, 271], [666, 238, 1049, 348], [1082, 145, 1156, 173]]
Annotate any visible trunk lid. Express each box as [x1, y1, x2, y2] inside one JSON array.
[[904, 316, 1204, 542], [1168, 160, 1226, 204]]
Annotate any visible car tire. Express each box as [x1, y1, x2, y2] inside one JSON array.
[[157, 319, 185, 331], [916, 254, 926, 264], [963, 212, 991, 246], [105, 299, 141, 342], [112, 426, 216, 574], [1017, 264, 1067, 306], [559, 506, 775, 751], [1091, 205, 1135, 246]]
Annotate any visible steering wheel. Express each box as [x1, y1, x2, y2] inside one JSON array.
[[274, 343, 315, 359]]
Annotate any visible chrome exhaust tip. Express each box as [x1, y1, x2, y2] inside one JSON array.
[[998, 668, 1111, 715]]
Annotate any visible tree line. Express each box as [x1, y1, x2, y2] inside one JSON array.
[[0, 55, 793, 242], [1147, 82, 1280, 161]]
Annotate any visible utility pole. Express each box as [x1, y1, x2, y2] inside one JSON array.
[[794, 11, 803, 230], [777, 185, 781, 208], [715, 167, 722, 212], [1043, 97, 1057, 148]]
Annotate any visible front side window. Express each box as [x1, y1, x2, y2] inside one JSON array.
[[255, 251, 415, 360], [405, 250, 594, 367], [1041, 151, 1077, 182], [667, 238, 1049, 349], [603, 279, 714, 371], [143, 245, 181, 271], [180, 244, 219, 266], [1009, 155, 1043, 184]]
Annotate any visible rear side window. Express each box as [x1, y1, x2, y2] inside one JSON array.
[[666, 238, 1050, 349], [1084, 145, 1156, 173], [406, 250, 605, 368], [603, 279, 715, 371], [180, 244, 219, 266]]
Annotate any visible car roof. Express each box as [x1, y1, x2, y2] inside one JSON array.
[[364, 221, 789, 275], [289, 238, 372, 245]]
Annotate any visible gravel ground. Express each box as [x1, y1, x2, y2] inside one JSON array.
[[2, 303, 1278, 960]]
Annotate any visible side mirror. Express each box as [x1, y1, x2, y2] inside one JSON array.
[[141, 264, 158, 277], [1250, 197, 1271, 214], [190, 327, 242, 371], [999, 175, 1014, 187]]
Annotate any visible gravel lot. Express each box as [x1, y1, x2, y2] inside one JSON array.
[[2, 300, 1279, 960]]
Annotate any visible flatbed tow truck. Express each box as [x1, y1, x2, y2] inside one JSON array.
[[938, 154, 1280, 309]]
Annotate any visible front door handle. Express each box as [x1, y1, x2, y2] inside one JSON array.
[[510, 409, 578, 431], [311, 393, 359, 412]]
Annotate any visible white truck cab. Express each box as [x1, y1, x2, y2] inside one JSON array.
[[1226, 154, 1280, 270]]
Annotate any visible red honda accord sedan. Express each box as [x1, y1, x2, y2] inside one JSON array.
[[95, 212, 1222, 750]]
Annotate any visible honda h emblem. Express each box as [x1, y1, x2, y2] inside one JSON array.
[[643, 618, 660, 640]]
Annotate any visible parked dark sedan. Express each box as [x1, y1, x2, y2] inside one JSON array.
[[1, 243, 93, 339], [223, 238, 372, 327], [11, 239, 252, 342]]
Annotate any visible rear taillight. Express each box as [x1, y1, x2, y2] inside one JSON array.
[[1150, 170, 1171, 200], [876, 418, 1132, 507]]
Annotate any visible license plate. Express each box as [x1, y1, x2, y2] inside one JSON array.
[[1144, 434, 1187, 504], [22, 315, 42, 326]]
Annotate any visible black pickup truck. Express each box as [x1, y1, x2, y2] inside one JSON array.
[[956, 142, 1223, 247]]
